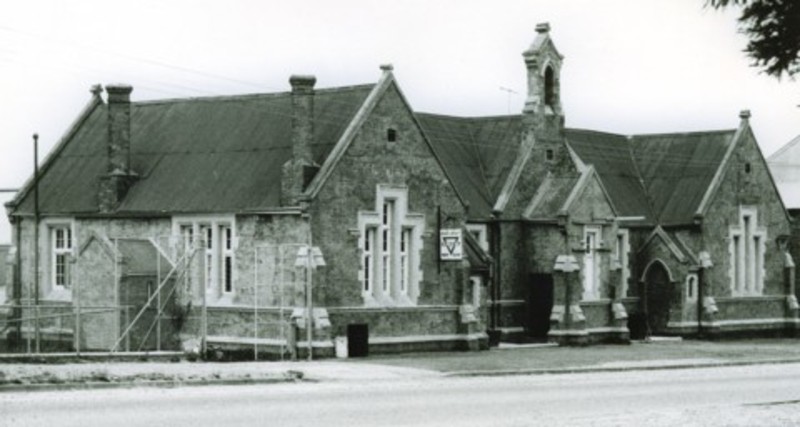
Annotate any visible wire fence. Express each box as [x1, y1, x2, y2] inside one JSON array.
[[0, 236, 309, 360]]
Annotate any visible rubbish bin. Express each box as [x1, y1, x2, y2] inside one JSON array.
[[347, 324, 368, 358]]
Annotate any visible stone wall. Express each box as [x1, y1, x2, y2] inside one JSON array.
[[309, 82, 474, 348], [702, 128, 791, 298]]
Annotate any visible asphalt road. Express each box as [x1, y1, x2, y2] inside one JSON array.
[[2, 363, 800, 426]]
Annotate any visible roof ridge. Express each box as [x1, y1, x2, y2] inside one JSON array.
[[630, 129, 737, 139], [134, 83, 377, 106], [565, 127, 627, 138], [416, 112, 522, 121]]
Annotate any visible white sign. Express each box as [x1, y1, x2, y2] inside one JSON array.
[[440, 229, 463, 261]]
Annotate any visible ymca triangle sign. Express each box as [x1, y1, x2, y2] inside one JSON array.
[[440, 229, 463, 261]]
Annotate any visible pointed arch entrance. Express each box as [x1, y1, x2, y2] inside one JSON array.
[[642, 259, 676, 336]]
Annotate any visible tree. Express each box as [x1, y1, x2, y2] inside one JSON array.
[[707, 0, 800, 79]]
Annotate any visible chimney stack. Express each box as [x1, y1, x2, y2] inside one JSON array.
[[106, 84, 133, 175], [289, 75, 316, 166], [99, 84, 137, 212], [282, 75, 317, 206]]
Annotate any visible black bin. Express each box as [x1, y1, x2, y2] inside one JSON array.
[[347, 324, 369, 358]]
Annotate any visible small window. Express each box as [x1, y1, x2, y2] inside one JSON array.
[[744, 162, 751, 173], [545, 149, 554, 161], [686, 274, 697, 301], [387, 128, 397, 142]]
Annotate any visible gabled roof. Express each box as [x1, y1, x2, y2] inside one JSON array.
[[418, 112, 737, 226], [10, 84, 375, 215], [566, 129, 652, 222], [416, 114, 522, 219], [568, 128, 737, 226], [307, 72, 467, 209]]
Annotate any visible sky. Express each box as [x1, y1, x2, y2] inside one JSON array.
[[0, 0, 798, 243]]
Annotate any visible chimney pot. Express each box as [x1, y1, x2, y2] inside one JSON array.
[[106, 84, 133, 103], [536, 22, 550, 34], [739, 109, 751, 120], [289, 75, 316, 93], [380, 63, 394, 72]]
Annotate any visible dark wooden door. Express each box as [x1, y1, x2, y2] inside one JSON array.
[[527, 273, 554, 340], [644, 262, 673, 335]]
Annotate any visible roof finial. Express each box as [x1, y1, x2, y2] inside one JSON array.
[[536, 22, 550, 34]]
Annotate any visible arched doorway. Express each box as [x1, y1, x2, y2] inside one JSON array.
[[643, 260, 675, 336]]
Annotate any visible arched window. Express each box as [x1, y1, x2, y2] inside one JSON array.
[[544, 66, 555, 107]]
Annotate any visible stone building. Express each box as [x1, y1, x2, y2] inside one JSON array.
[[3, 67, 488, 357], [4, 24, 796, 356], [419, 23, 796, 344]]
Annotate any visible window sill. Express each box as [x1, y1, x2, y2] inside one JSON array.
[[45, 288, 72, 302], [206, 293, 236, 308], [362, 293, 416, 308], [580, 298, 611, 305]]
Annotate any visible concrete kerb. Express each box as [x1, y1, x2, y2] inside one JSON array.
[[444, 357, 800, 378], [0, 373, 307, 394], [4, 356, 800, 393]]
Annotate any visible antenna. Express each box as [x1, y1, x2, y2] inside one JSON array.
[[499, 86, 518, 114]]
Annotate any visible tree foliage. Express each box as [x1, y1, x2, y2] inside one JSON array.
[[707, 0, 800, 78]]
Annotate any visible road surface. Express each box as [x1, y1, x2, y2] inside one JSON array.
[[2, 363, 800, 426]]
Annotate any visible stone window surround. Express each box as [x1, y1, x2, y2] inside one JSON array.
[[357, 184, 425, 307], [172, 215, 237, 305], [728, 205, 767, 297], [582, 225, 602, 301], [614, 228, 630, 298], [39, 217, 76, 302]]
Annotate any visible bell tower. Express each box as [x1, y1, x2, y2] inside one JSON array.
[[522, 23, 572, 173]]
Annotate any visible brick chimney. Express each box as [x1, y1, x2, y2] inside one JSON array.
[[281, 75, 317, 206], [99, 84, 137, 212]]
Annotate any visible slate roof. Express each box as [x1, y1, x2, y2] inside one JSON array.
[[10, 76, 737, 228], [416, 114, 522, 219], [630, 130, 735, 226], [568, 128, 736, 225], [419, 113, 736, 226], [11, 85, 374, 215]]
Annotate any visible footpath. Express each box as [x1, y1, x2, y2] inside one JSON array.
[[1, 338, 800, 392]]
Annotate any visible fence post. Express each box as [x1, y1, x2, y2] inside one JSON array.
[[157, 249, 161, 352], [34, 304, 40, 354], [254, 249, 258, 361], [75, 304, 81, 357], [125, 306, 130, 352]]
